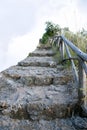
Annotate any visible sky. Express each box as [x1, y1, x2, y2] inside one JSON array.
[[0, 0, 87, 71]]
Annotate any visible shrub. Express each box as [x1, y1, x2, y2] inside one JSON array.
[[41, 21, 61, 44]]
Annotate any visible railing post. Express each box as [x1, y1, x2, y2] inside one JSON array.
[[64, 44, 78, 82], [59, 40, 64, 60], [78, 59, 87, 115]]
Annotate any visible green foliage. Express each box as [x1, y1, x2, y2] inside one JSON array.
[[41, 33, 49, 44], [41, 21, 87, 103], [41, 21, 61, 44], [45, 21, 61, 37], [62, 28, 87, 52], [41, 21, 87, 53]]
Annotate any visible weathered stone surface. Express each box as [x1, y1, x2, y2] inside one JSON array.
[[26, 85, 77, 120], [37, 43, 52, 50], [1, 115, 87, 130], [1, 66, 73, 86], [29, 49, 55, 57], [0, 46, 87, 129], [18, 56, 57, 67], [37, 46, 52, 50], [71, 116, 87, 130], [0, 73, 78, 120], [53, 69, 73, 85]]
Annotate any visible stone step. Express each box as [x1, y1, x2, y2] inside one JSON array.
[[18, 56, 58, 67], [37, 45, 52, 50], [1, 115, 87, 130], [29, 49, 55, 57], [0, 76, 78, 120], [2, 66, 73, 86]]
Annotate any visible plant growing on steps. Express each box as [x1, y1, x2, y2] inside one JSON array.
[[41, 21, 61, 44], [40, 21, 87, 53]]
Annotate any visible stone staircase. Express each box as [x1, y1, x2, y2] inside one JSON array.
[[0, 46, 87, 130]]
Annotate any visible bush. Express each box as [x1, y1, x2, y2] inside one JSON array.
[[41, 21, 87, 52], [41, 21, 61, 44]]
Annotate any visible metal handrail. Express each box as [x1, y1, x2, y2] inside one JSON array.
[[52, 35, 87, 114], [61, 35, 87, 61]]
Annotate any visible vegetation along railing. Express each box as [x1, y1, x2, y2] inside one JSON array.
[[52, 35, 87, 115]]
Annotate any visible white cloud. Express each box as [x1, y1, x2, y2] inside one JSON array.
[[0, 22, 45, 71]]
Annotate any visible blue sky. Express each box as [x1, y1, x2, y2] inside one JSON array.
[[0, 0, 87, 71]]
